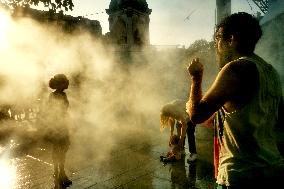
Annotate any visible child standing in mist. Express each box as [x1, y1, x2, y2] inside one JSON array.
[[48, 74, 72, 187]]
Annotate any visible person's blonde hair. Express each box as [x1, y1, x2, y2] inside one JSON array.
[[160, 113, 171, 132], [160, 99, 187, 132]]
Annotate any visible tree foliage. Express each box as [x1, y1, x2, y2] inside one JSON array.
[[186, 39, 218, 90], [186, 39, 214, 57], [1, 0, 74, 11]]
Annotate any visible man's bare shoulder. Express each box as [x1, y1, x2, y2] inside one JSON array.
[[211, 58, 258, 98], [220, 59, 259, 108], [223, 59, 258, 77], [217, 59, 259, 91]]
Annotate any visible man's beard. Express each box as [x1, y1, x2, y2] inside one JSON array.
[[217, 50, 233, 69]]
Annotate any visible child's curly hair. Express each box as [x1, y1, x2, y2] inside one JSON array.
[[49, 74, 69, 90], [169, 134, 180, 146]]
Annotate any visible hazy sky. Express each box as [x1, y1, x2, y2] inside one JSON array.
[[67, 0, 260, 47]]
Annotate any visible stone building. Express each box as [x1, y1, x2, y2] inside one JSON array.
[[106, 0, 152, 47], [11, 6, 102, 37]]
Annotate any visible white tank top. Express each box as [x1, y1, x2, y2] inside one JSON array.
[[216, 54, 284, 186]]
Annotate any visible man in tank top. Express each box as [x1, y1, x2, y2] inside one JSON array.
[[186, 12, 284, 188]]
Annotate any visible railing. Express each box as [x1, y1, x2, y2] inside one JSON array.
[[109, 44, 186, 52]]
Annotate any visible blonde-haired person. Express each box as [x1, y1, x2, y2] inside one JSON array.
[[47, 74, 72, 188], [160, 99, 197, 162]]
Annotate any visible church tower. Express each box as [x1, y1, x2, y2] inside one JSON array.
[[106, 0, 152, 47]]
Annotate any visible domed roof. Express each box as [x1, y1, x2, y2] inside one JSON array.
[[108, 0, 150, 13]]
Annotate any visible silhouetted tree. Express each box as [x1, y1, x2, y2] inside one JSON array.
[[1, 0, 74, 11], [185, 39, 217, 90]]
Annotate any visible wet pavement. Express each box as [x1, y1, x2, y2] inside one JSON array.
[[0, 120, 215, 189]]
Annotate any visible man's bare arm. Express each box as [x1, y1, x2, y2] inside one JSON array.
[[186, 58, 204, 123], [186, 59, 258, 124]]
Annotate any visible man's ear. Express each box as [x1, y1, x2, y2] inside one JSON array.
[[228, 35, 237, 47]]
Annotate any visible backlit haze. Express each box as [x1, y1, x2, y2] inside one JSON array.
[[0, 1, 272, 188], [67, 0, 261, 47]]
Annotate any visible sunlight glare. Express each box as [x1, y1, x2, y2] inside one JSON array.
[[0, 159, 16, 189], [0, 10, 11, 50]]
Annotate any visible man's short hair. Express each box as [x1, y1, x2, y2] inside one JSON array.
[[216, 12, 262, 54]]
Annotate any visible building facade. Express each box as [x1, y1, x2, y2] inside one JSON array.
[[11, 6, 102, 37], [106, 0, 152, 47]]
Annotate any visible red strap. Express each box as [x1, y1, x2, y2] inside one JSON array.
[[214, 136, 221, 178]]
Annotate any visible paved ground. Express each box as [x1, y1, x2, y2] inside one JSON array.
[[0, 119, 215, 189]]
